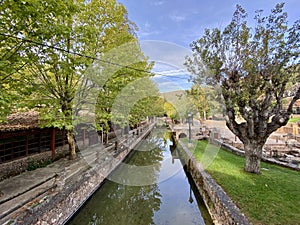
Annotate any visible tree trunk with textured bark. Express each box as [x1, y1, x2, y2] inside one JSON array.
[[244, 141, 263, 174], [67, 128, 76, 160]]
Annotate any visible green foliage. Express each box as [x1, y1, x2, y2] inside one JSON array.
[[186, 3, 300, 173], [162, 90, 194, 121], [27, 159, 53, 171], [0, 0, 40, 120], [163, 102, 179, 121], [191, 140, 300, 224], [186, 2, 299, 127], [289, 117, 300, 123], [95, 60, 157, 131], [127, 81, 163, 126], [0, 0, 149, 158], [129, 95, 163, 126], [186, 84, 210, 120], [0, 0, 140, 126]]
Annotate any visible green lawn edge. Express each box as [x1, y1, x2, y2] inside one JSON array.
[[183, 139, 300, 225], [288, 117, 300, 123]]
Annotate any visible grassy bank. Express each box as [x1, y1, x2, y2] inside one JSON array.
[[288, 117, 300, 123], [188, 140, 300, 225]]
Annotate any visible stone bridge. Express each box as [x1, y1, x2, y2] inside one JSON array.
[[169, 123, 208, 140]]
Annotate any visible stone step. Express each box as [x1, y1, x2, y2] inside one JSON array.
[[0, 170, 57, 205], [0, 177, 56, 224]]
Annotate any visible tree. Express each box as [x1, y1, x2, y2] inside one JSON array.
[[126, 81, 162, 126], [1, 0, 138, 159], [162, 90, 194, 123], [186, 84, 209, 121], [95, 60, 156, 140], [0, 0, 41, 121], [163, 102, 179, 122], [185, 3, 300, 174]]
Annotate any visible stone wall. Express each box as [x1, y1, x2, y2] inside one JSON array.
[[177, 140, 251, 225], [0, 145, 69, 181], [0, 135, 100, 181], [276, 123, 300, 135]]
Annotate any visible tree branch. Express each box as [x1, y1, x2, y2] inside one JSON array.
[[287, 86, 300, 114]]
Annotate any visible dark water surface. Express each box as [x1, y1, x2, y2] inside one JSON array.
[[67, 128, 213, 225]]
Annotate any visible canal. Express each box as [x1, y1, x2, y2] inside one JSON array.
[[67, 127, 213, 225]]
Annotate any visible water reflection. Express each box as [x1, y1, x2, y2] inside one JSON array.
[[67, 128, 212, 225]]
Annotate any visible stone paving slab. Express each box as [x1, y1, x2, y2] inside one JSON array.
[[0, 123, 156, 224], [0, 151, 94, 223], [0, 166, 59, 205], [0, 147, 119, 220], [0, 178, 56, 221]]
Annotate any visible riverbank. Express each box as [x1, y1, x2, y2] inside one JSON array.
[[181, 139, 300, 224], [177, 140, 251, 225], [0, 123, 155, 225]]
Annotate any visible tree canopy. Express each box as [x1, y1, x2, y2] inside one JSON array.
[[186, 84, 210, 121], [0, 0, 157, 159], [186, 3, 300, 174]]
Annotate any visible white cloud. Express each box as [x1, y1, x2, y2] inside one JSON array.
[[154, 68, 190, 77], [169, 14, 186, 22], [152, 79, 191, 93], [151, 66, 192, 93], [140, 40, 192, 68], [139, 40, 193, 92], [139, 22, 160, 38], [153, 1, 164, 6], [139, 30, 160, 38], [144, 21, 151, 30]]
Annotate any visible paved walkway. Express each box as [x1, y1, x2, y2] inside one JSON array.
[[0, 138, 125, 224], [0, 143, 112, 224], [0, 123, 155, 224]]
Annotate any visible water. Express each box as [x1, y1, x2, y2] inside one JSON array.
[[67, 128, 213, 225]]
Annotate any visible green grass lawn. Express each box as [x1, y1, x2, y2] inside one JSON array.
[[289, 117, 300, 123], [189, 140, 300, 225]]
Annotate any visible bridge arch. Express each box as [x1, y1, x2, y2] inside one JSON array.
[[178, 132, 187, 139]]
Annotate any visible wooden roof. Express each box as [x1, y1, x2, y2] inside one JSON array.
[[0, 110, 40, 132]]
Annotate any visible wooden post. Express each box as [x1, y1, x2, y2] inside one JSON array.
[[114, 141, 118, 152], [50, 128, 56, 160]]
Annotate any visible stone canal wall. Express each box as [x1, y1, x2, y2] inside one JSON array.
[[177, 140, 251, 225], [15, 123, 155, 225]]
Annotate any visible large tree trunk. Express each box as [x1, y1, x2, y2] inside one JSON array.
[[67, 129, 77, 160], [244, 141, 263, 174]]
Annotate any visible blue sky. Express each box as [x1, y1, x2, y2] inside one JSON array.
[[117, 0, 300, 92]]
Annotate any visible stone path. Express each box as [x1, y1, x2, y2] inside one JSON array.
[[0, 123, 155, 224], [0, 144, 116, 224], [0, 148, 102, 224]]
